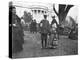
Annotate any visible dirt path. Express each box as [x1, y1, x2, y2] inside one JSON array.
[[13, 31, 78, 58]]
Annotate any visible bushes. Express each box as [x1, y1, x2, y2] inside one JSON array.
[[68, 28, 78, 40]]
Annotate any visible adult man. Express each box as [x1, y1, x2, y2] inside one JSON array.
[[40, 15, 50, 48]]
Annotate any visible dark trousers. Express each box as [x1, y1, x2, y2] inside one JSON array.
[[41, 33, 47, 48]]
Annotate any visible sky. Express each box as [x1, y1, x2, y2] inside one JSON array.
[[67, 6, 78, 23]]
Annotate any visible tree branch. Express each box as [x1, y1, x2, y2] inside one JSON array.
[[53, 4, 59, 16], [65, 5, 74, 13], [59, 4, 66, 13]]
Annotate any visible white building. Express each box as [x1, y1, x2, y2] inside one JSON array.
[[13, 1, 59, 24]]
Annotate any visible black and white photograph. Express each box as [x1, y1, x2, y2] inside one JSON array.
[[9, 1, 78, 59]]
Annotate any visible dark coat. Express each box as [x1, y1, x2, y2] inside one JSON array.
[[12, 13, 24, 53], [30, 21, 37, 32], [32, 21, 37, 32], [40, 19, 50, 34], [30, 21, 33, 32]]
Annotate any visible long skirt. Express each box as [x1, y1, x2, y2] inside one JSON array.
[[47, 33, 58, 48], [12, 27, 24, 54]]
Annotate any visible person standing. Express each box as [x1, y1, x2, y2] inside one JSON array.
[[40, 15, 50, 48], [30, 20, 33, 33], [50, 16, 59, 48], [51, 16, 59, 39], [10, 6, 24, 54], [33, 19, 37, 33]]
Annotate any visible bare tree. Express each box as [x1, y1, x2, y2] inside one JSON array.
[[53, 4, 74, 25]]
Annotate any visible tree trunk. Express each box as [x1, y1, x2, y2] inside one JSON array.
[[53, 4, 74, 25], [59, 12, 67, 25]]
